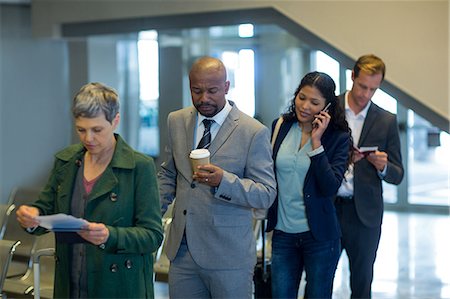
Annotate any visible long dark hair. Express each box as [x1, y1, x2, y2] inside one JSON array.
[[282, 71, 353, 166]]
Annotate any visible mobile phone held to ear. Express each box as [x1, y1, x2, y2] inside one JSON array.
[[322, 102, 331, 113], [313, 102, 331, 127]]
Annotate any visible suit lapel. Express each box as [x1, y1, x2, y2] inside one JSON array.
[[185, 108, 196, 152], [358, 103, 379, 147], [273, 121, 293, 158], [208, 105, 239, 157], [176, 108, 197, 182]]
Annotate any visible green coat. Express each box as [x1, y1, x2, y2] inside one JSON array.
[[32, 134, 163, 299]]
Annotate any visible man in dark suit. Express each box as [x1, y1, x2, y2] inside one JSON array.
[[158, 56, 276, 298], [335, 54, 404, 298]]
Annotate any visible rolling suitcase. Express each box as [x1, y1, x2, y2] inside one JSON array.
[[253, 219, 272, 299]]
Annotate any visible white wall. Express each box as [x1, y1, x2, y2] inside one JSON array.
[[31, 0, 449, 123]]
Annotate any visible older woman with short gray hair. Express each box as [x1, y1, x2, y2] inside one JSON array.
[[17, 82, 163, 298]]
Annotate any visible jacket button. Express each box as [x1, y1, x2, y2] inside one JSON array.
[[190, 183, 196, 188], [125, 259, 132, 269], [110, 263, 118, 273], [183, 210, 187, 215], [110, 192, 118, 202]]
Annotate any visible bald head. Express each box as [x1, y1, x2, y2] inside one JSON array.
[[189, 56, 230, 117], [189, 56, 227, 82]]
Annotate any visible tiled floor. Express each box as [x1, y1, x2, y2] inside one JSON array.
[[154, 211, 450, 299]]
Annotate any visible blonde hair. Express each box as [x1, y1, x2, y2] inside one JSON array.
[[353, 54, 386, 80]]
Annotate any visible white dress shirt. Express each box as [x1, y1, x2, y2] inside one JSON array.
[[195, 100, 232, 148], [337, 91, 371, 197]]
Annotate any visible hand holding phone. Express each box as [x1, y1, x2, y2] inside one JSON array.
[[313, 102, 331, 128], [354, 146, 378, 157]]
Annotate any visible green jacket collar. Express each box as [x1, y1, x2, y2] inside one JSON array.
[[55, 134, 136, 169]]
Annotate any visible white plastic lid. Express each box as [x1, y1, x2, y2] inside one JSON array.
[[189, 149, 210, 159]]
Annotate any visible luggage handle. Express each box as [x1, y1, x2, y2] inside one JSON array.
[[260, 219, 269, 282]]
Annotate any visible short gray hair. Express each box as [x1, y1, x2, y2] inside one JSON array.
[[72, 82, 120, 123]]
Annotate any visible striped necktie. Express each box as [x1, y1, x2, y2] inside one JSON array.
[[197, 119, 214, 149]]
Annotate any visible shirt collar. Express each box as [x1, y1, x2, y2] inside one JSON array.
[[197, 99, 232, 126], [345, 91, 371, 119]]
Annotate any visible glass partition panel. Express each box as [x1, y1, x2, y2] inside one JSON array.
[[137, 30, 159, 156], [408, 112, 449, 206], [314, 51, 340, 95]]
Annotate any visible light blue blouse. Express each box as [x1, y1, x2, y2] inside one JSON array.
[[275, 124, 311, 233]]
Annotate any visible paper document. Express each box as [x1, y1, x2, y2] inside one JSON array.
[[36, 213, 88, 232]]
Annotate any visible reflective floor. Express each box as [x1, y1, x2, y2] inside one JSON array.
[[154, 211, 450, 299], [333, 211, 450, 299]]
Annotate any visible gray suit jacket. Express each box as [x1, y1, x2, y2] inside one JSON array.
[[339, 94, 404, 228], [158, 102, 277, 270]]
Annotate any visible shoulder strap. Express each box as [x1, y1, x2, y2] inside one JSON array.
[[271, 117, 284, 148]]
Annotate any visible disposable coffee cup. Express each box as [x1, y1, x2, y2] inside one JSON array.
[[189, 149, 210, 173]]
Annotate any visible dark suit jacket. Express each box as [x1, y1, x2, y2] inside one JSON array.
[[267, 118, 350, 241], [338, 93, 404, 228]]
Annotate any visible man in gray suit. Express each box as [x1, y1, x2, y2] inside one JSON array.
[[335, 54, 404, 298], [158, 56, 276, 298]]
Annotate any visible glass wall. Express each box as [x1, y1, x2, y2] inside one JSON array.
[[408, 112, 450, 206], [137, 30, 159, 156], [314, 51, 341, 95], [221, 49, 255, 117], [103, 22, 448, 211]]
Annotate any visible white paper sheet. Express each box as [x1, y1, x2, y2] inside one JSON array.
[[36, 213, 88, 232]]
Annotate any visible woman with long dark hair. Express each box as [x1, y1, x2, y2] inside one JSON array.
[[267, 71, 352, 298]]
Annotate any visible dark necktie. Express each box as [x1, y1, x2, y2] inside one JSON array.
[[197, 119, 214, 149]]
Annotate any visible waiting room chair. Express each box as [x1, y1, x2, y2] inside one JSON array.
[[0, 188, 20, 241], [32, 246, 55, 299], [2, 187, 41, 278], [0, 205, 14, 241], [0, 240, 21, 298], [4, 232, 55, 299], [154, 217, 171, 282], [154, 204, 173, 282]]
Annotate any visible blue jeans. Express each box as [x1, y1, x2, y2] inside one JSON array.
[[271, 230, 340, 299]]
